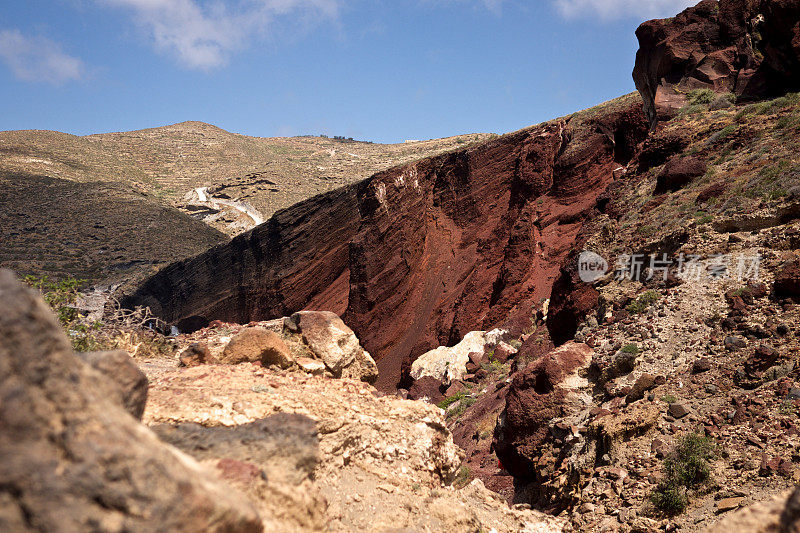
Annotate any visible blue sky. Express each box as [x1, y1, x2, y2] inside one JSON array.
[[0, 0, 697, 143]]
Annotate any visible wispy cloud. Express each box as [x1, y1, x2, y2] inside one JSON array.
[[0, 29, 85, 84], [480, 0, 504, 14], [97, 0, 340, 70], [553, 0, 699, 20]]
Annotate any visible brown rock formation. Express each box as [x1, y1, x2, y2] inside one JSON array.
[[221, 327, 294, 368], [0, 269, 262, 532], [492, 342, 594, 482], [773, 258, 800, 299], [633, 0, 800, 127], [122, 95, 648, 390]]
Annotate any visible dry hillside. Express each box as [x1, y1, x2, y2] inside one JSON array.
[[0, 123, 493, 235]]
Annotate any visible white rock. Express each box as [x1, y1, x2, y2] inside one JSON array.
[[411, 330, 500, 383]]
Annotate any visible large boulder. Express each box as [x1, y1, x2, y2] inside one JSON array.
[[410, 330, 506, 384], [493, 342, 594, 480], [77, 350, 149, 420], [285, 311, 378, 383], [655, 156, 708, 193], [633, 0, 800, 127], [774, 258, 800, 299], [0, 269, 262, 532], [220, 327, 294, 368]]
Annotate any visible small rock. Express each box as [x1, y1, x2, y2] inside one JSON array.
[[492, 341, 518, 363], [407, 376, 445, 404], [220, 327, 294, 369], [692, 357, 712, 373], [715, 497, 744, 513], [178, 342, 212, 367], [724, 336, 747, 351], [626, 373, 656, 403], [651, 438, 669, 458], [296, 357, 325, 376], [668, 403, 690, 419]]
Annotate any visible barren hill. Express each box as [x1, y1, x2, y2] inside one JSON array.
[[0, 122, 494, 235]]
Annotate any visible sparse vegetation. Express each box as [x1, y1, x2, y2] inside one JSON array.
[[452, 466, 472, 489], [24, 275, 103, 352], [650, 433, 715, 514], [438, 392, 467, 410], [662, 394, 678, 404], [438, 392, 478, 419], [686, 88, 715, 106], [626, 290, 660, 314], [24, 274, 172, 357], [620, 343, 640, 355]]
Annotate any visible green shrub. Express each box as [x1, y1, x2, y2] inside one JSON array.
[[687, 88, 715, 106], [627, 290, 660, 314], [664, 433, 714, 487], [679, 104, 707, 116], [621, 343, 640, 355], [437, 392, 467, 410], [24, 275, 104, 352], [650, 433, 715, 514], [651, 482, 689, 514], [711, 125, 737, 143], [24, 275, 83, 325], [452, 466, 472, 489], [661, 394, 677, 404], [482, 359, 508, 377]]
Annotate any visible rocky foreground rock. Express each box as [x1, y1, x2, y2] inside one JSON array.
[[0, 268, 564, 532], [0, 269, 262, 532]]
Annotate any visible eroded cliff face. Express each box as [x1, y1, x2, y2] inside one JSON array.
[[122, 94, 648, 390], [633, 0, 800, 127]]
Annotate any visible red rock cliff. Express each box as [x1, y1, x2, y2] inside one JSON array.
[[122, 94, 648, 390], [633, 0, 800, 127]]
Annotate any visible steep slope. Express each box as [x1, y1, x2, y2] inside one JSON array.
[[121, 93, 649, 389], [0, 172, 226, 285]]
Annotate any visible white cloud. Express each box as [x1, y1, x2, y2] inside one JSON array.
[[480, 0, 504, 14], [0, 29, 85, 84], [98, 0, 340, 70], [553, 0, 699, 20]]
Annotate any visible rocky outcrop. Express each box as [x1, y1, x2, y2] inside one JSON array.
[[220, 327, 294, 367], [0, 269, 262, 532], [655, 155, 708, 193], [175, 313, 379, 383], [122, 95, 649, 390], [633, 0, 800, 127], [410, 329, 506, 384], [142, 355, 567, 532], [493, 342, 595, 481], [704, 488, 798, 533], [774, 258, 800, 299], [285, 311, 378, 382]]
